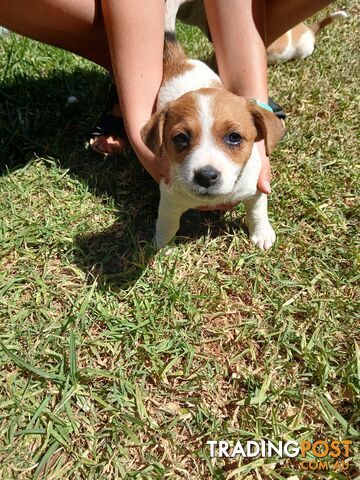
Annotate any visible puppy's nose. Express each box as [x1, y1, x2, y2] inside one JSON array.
[[194, 166, 220, 188]]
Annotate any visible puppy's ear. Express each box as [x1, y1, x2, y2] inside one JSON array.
[[248, 103, 285, 156], [141, 109, 167, 158]]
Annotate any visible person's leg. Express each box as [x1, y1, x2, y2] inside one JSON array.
[[203, 0, 335, 87], [0, 0, 111, 69], [0, 0, 126, 155], [266, 0, 334, 45]]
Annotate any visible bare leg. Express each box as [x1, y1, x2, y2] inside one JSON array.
[[0, 0, 120, 154], [0, 0, 111, 69], [266, 0, 334, 45], [0, 0, 165, 179]]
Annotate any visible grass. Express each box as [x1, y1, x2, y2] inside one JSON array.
[[0, 2, 359, 479]]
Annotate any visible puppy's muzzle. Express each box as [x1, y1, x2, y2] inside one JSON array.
[[194, 166, 221, 189]]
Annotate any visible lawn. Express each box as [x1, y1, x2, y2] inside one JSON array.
[[0, 2, 359, 479]]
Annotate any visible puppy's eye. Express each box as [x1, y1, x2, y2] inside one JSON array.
[[173, 132, 190, 149], [225, 132, 243, 146]]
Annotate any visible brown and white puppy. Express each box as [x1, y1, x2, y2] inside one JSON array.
[[267, 10, 348, 64], [177, 1, 348, 65], [141, 0, 284, 250]]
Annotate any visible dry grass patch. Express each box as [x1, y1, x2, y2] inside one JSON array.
[[1, 2, 359, 478]]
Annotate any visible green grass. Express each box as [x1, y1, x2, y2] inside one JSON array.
[[0, 2, 359, 479]]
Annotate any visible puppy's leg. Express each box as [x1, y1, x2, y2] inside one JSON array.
[[243, 193, 276, 250], [156, 190, 185, 249]]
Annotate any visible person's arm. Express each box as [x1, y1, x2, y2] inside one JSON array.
[[101, 0, 165, 182], [203, 0, 272, 194]]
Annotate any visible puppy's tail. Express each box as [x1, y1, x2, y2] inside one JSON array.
[[163, 0, 192, 68], [310, 10, 348, 35], [164, 0, 193, 40]]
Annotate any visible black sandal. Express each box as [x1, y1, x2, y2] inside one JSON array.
[[268, 97, 286, 120], [89, 84, 129, 153]]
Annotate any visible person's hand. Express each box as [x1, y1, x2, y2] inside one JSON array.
[[256, 140, 272, 194], [128, 131, 169, 184]]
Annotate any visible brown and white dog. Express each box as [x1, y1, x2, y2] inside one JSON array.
[[267, 10, 348, 64], [177, 1, 348, 65], [141, 0, 285, 250]]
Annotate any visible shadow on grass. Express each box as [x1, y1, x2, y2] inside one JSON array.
[[1, 67, 236, 289], [75, 209, 234, 289]]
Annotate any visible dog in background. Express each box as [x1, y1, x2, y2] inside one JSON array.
[[141, 0, 285, 250], [177, 1, 348, 65]]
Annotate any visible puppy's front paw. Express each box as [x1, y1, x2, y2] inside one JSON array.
[[155, 235, 172, 250], [249, 223, 276, 251], [155, 237, 166, 250]]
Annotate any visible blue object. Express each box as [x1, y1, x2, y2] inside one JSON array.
[[252, 99, 274, 113], [0, 27, 10, 36]]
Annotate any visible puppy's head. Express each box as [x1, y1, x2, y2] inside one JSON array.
[[141, 88, 284, 197]]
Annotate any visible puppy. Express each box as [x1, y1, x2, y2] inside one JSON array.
[[141, 0, 285, 250], [267, 10, 348, 64], [177, 1, 348, 65]]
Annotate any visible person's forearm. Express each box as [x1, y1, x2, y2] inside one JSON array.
[[203, 0, 268, 103], [101, 0, 164, 179], [204, 0, 271, 194]]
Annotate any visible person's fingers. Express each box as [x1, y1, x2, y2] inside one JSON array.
[[257, 152, 272, 194]]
